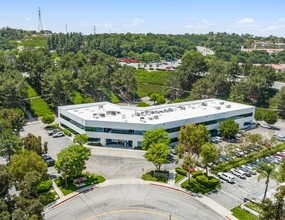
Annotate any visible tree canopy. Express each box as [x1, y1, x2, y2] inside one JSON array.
[[218, 119, 239, 139], [142, 128, 170, 150]]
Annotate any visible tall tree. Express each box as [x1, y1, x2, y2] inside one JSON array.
[[218, 119, 239, 139], [276, 87, 285, 118], [200, 143, 220, 178], [142, 128, 170, 150], [73, 134, 89, 145], [55, 144, 91, 187], [257, 163, 278, 200], [22, 133, 45, 156], [0, 129, 22, 161], [144, 143, 170, 171]]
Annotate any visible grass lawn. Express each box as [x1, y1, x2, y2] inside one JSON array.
[[175, 174, 184, 183], [135, 69, 173, 85], [27, 84, 53, 117], [55, 174, 106, 196], [245, 202, 262, 214], [30, 97, 53, 117], [141, 171, 168, 183], [137, 83, 167, 97], [231, 206, 259, 220]]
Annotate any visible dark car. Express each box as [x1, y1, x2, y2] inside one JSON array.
[[48, 129, 60, 136], [45, 158, 55, 167], [42, 155, 52, 161]]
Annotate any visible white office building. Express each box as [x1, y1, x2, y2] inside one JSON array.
[[58, 99, 255, 148]]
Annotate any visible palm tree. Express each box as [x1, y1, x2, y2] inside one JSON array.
[[257, 163, 278, 200]]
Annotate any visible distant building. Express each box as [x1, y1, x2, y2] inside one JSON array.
[[58, 99, 255, 148], [121, 58, 140, 63]]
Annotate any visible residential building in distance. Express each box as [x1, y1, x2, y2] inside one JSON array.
[[58, 99, 255, 148]]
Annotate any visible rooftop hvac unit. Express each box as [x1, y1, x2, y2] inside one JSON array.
[[148, 117, 153, 120], [181, 106, 186, 110], [153, 115, 159, 119], [140, 116, 145, 120], [135, 112, 140, 116], [168, 108, 173, 112], [226, 104, 231, 108], [151, 111, 155, 114], [122, 114, 126, 119], [164, 109, 168, 112], [117, 111, 121, 114], [110, 111, 116, 116], [202, 102, 208, 106], [99, 113, 106, 117], [99, 105, 103, 109], [215, 106, 221, 110], [93, 113, 98, 118], [219, 101, 224, 105]]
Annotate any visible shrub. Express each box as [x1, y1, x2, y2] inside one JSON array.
[[37, 180, 52, 193], [196, 175, 220, 188], [61, 128, 72, 136], [191, 170, 203, 178], [39, 191, 57, 206], [175, 167, 187, 176]]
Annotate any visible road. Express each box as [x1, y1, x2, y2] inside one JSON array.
[[45, 184, 224, 220]]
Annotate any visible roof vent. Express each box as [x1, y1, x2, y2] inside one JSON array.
[[122, 114, 126, 119], [215, 106, 221, 110], [202, 102, 208, 106], [219, 101, 224, 105], [154, 115, 159, 119], [99, 113, 106, 117], [226, 104, 231, 108]]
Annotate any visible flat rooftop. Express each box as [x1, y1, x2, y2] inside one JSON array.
[[59, 99, 254, 124]]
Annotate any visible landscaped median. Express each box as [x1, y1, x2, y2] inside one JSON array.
[[180, 170, 220, 194], [141, 170, 169, 183], [37, 179, 59, 206], [211, 143, 285, 174], [231, 206, 259, 220], [54, 173, 106, 196]]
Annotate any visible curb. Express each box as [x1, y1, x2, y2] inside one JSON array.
[[45, 185, 99, 212], [150, 183, 192, 196]]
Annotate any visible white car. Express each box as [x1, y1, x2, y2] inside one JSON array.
[[260, 123, 271, 129], [230, 168, 246, 179], [53, 132, 65, 138], [217, 172, 235, 183]]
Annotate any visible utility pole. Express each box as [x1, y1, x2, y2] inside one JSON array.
[[93, 25, 96, 34], [37, 7, 43, 32]]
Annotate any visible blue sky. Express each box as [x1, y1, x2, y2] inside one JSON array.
[[1, 0, 285, 36]]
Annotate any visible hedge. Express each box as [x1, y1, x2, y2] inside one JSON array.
[[196, 175, 220, 189], [61, 128, 72, 136], [191, 170, 204, 178], [37, 180, 53, 193], [175, 167, 187, 176], [211, 143, 285, 174]]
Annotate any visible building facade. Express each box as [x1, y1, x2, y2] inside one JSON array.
[[58, 99, 255, 148]]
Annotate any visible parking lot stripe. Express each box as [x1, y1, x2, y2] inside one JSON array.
[[219, 190, 243, 202]]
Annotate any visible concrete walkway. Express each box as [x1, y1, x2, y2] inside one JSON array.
[[167, 170, 176, 186], [45, 178, 238, 220], [52, 180, 64, 199]]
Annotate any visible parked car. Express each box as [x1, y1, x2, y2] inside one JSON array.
[[274, 135, 285, 142], [260, 123, 271, 129], [42, 155, 52, 161], [238, 167, 252, 177], [45, 158, 55, 167], [53, 132, 64, 138], [241, 165, 257, 175], [230, 168, 246, 179], [48, 129, 60, 136], [217, 172, 235, 183]]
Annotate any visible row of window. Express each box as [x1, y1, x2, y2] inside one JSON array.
[[60, 112, 253, 136]]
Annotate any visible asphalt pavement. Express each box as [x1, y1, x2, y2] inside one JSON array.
[[45, 184, 225, 220]]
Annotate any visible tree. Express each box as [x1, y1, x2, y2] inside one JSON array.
[[254, 108, 264, 121], [41, 114, 55, 125], [8, 150, 47, 183], [73, 134, 89, 145], [218, 119, 239, 139], [0, 165, 10, 198], [200, 143, 220, 178], [278, 160, 285, 183], [144, 143, 170, 171], [276, 87, 285, 118], [177, 124, 209, 184], [142, 128, 170, 150], [263, 110, 278, 125], [55, 144, 91, 187], [18, 171, 42, 199], [257, 163, 278, 200], [0, 130, 22, 161], [22, 133, 45, 155]]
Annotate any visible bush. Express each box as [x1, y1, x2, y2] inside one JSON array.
[[39, 191, 57, 206], [41, 114, 55, 124], [37, 180, 52, 193], [196, 175, 220, 188], [175, 167, 187, 176], [191, 170, 204, 178], [45, 123, 59, 129], [141, 171, 168, 183], [61, 128, 72, 136]]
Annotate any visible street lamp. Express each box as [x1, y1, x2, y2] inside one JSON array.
[[169, 209, 178, 220]]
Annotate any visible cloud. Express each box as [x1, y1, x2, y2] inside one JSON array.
[[184, 24, 194, 29], [123, 18, 145, 28], [235, 18, 255, 24], [277, 18, 285, 23], [25, 18, 31, 21]]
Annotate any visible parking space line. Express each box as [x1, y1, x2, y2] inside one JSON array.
[[219, 190, 243, 202]]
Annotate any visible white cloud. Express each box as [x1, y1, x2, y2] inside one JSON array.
[[185, 20, 215, 30], [123, 18, 145, 27], [277, 18, 285, 23], [184, 24, 194, 29], [25, 18, 31, 21], [235, 18, 255, 24]]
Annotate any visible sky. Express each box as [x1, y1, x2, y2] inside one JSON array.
[[1, 0, 285, 37]]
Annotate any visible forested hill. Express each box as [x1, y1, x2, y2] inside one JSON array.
[[47, 32, 285, 64]]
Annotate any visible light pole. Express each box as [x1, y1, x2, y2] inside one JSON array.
[[169, 209, 178, 220]]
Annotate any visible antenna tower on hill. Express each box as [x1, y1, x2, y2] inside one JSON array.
[[37, 7, 43, 32]]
